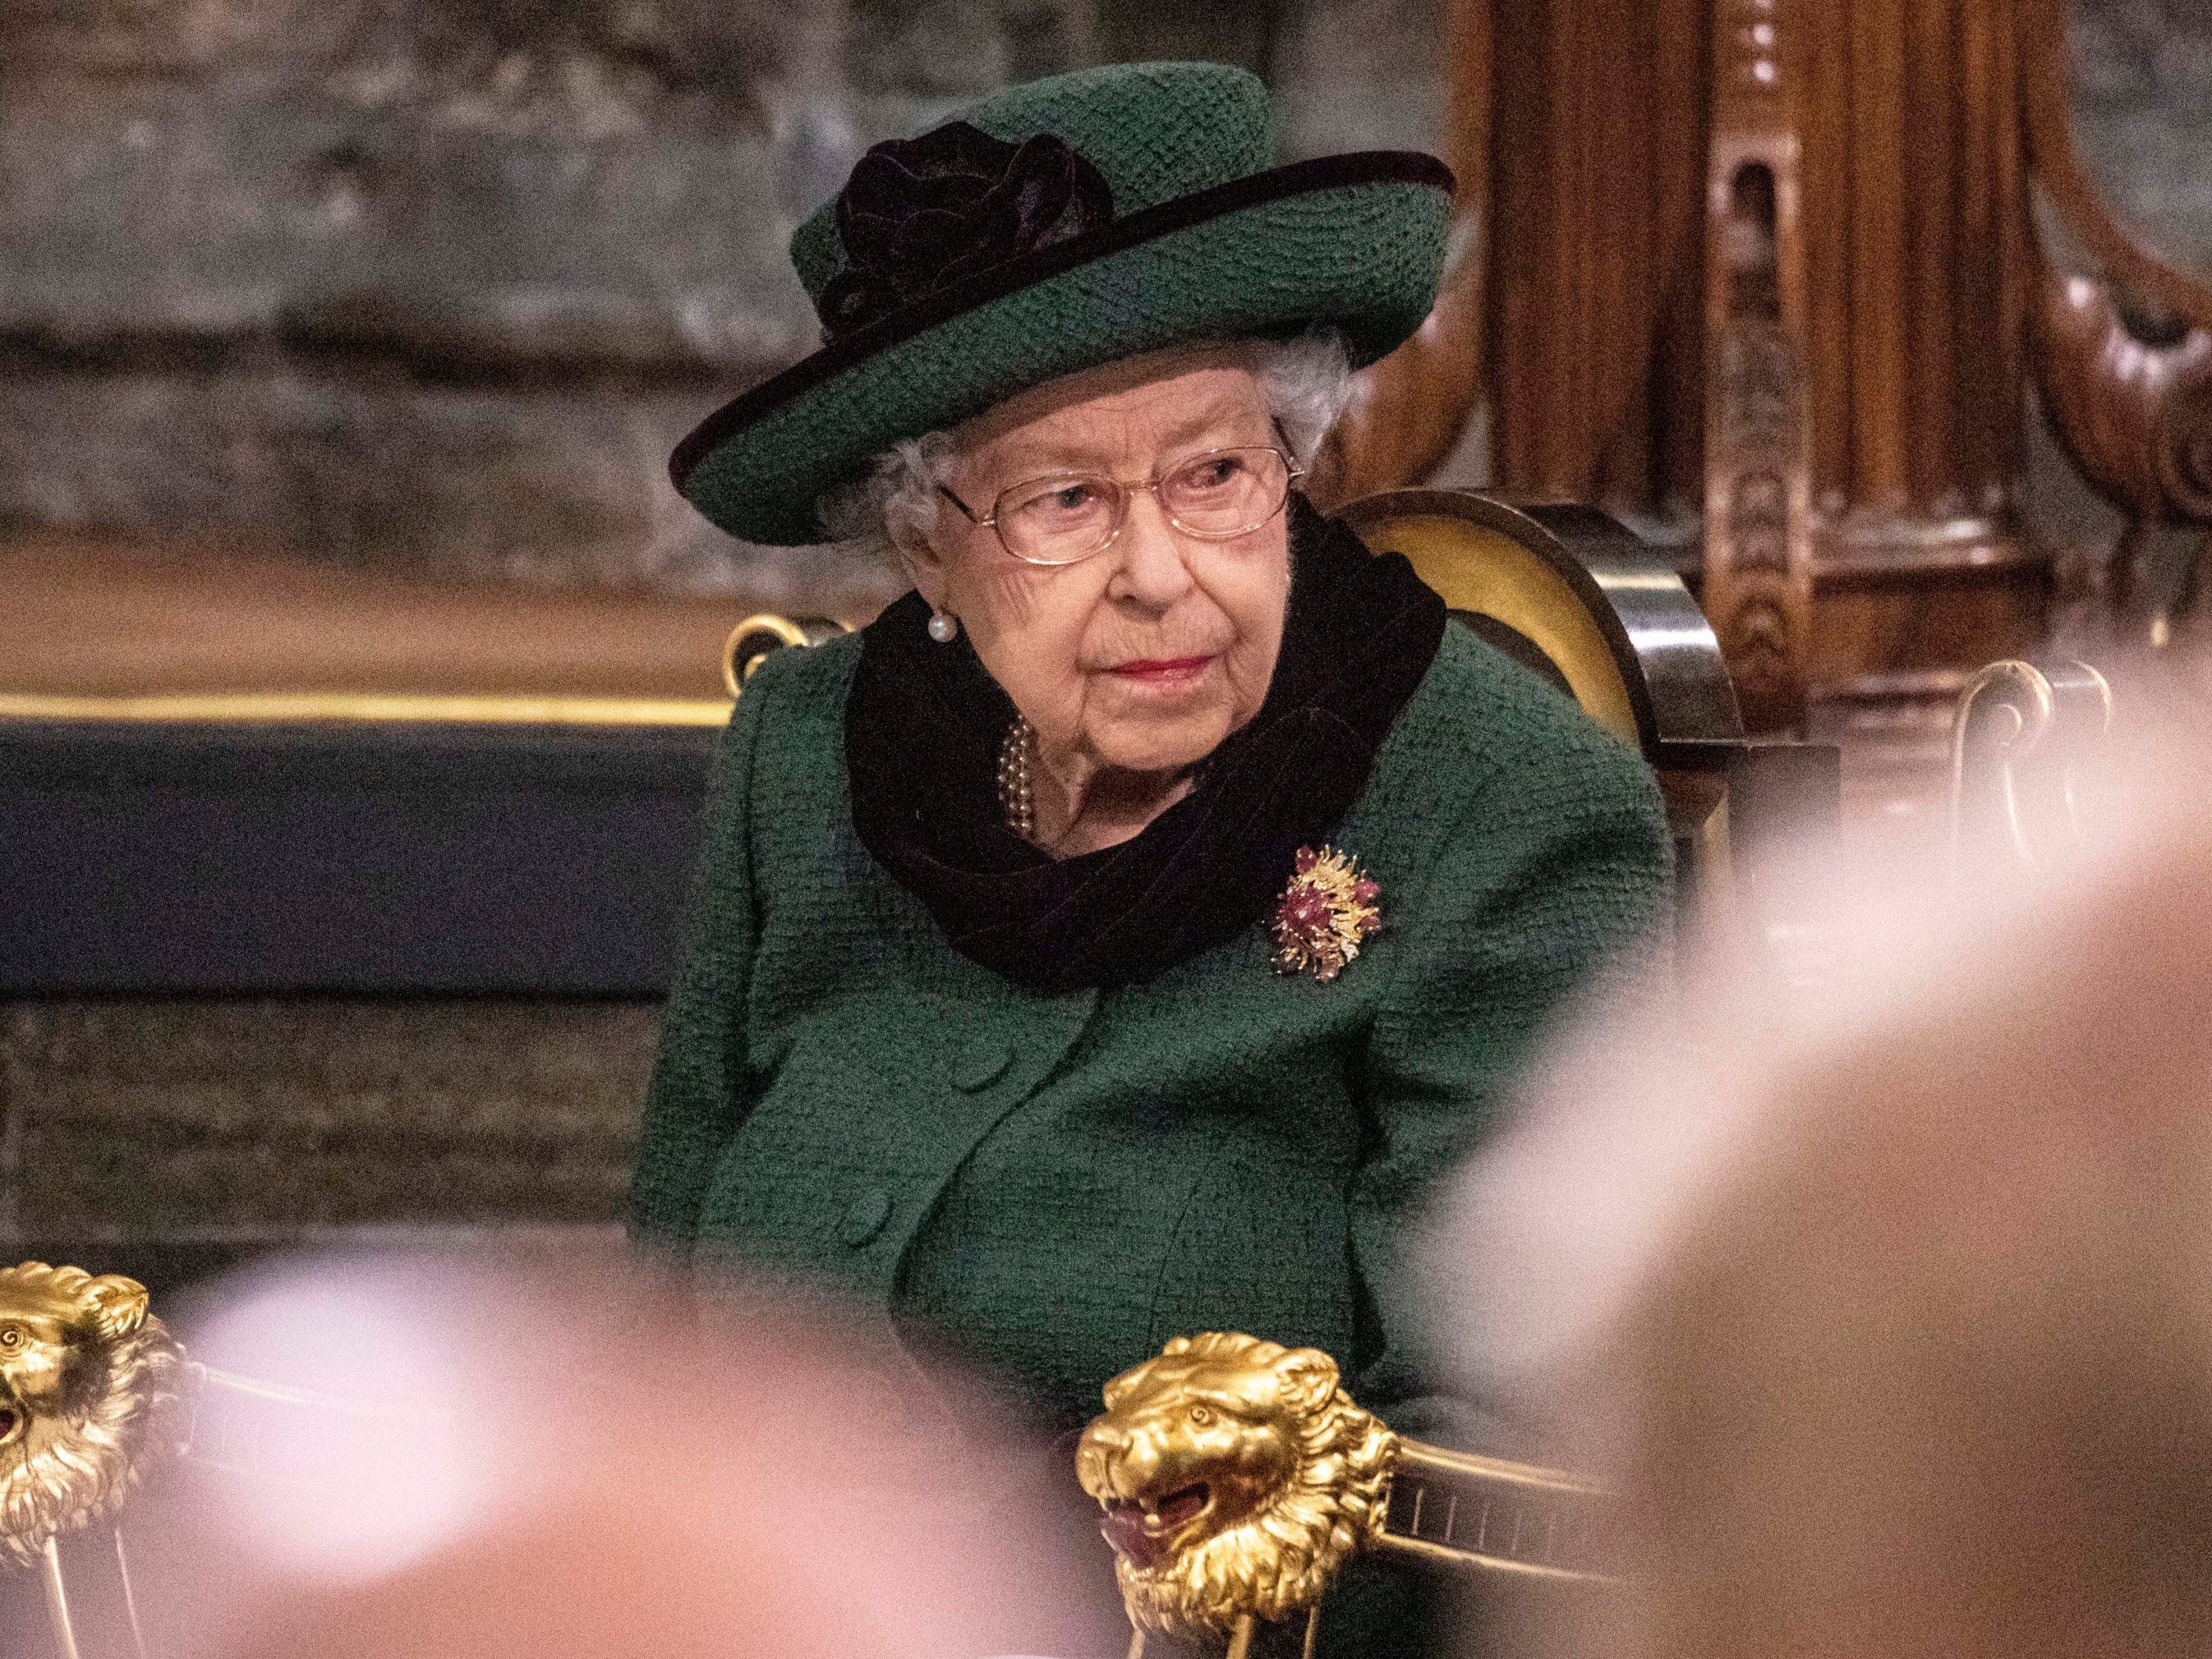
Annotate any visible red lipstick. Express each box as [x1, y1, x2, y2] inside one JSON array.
[[1109, 655, 1212, 683]]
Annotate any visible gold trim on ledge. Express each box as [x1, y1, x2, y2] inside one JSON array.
[[0, 692, 737, 728]]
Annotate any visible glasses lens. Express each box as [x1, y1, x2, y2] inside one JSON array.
[[996, 475, 1120, 564], [1160, 448, 1290, 537]]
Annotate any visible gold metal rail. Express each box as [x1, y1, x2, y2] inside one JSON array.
[[0, 614, 856, 728], [0, 692, 734, 728]]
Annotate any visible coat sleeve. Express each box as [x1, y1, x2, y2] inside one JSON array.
[[628, 659, 779, 1251], [1350, 726, 1672, 1447]]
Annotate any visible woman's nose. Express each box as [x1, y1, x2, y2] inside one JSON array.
[[1108, 489, 1197, 608]]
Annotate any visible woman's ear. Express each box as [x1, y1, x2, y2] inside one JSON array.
[[892, 522, 951, 613]]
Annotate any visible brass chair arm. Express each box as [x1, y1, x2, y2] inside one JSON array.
[[721, 614, 853, 696]]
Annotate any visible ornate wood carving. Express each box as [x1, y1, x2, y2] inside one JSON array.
[[2017, 0, 2212, 641], [1325, 0, 2054, 759], [1699, 0, 1815, 731], [1328, 0, 2212, 742], [2031, 273, 2212, 609]]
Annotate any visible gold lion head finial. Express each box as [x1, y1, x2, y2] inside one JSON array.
[[0, 1261, 193, 1568], [1074, 1332, 1398, 1642]]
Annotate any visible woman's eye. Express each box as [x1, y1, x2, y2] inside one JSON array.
[[1188, 1404, 1212, 1425], [0, 1327, 21, 1349], [1014, 482, 1096, 514], [1177, 457, 1246, 494], [1009, 480, 1107, 527]]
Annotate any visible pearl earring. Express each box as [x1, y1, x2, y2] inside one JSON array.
[[927, 609, 959, 643]]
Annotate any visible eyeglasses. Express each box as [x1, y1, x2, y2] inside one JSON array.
[[937, 445, 1306, 568]]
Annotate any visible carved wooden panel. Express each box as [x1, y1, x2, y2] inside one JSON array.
[[1329, 0, 2054, 759], [1700, 0, 1814, 731]]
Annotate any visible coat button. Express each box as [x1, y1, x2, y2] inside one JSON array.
[[838, 1188, 893, 1248], [954, 1037, 1012, 1091]]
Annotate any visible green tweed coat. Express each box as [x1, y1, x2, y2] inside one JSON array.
[[631, 621, 1669, 1441]]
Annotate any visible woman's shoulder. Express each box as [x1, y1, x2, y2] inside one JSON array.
[[726, 629, 865, 758], [1394, 623, 1658, 806], [1339, 621, 1667, 893], [741, 627, 865, 703], [1343, 623, 1670, 935]]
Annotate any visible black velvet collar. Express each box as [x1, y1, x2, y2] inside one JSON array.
[[842, 496, 1446, 993]]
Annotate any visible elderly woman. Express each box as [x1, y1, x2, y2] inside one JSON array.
[[633, 62, 1668, 1650]]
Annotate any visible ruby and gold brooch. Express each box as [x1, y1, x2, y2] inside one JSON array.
[[1270, 845, 1382, 983]]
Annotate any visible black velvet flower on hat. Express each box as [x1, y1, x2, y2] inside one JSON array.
[[816, 121, 1115, 340]]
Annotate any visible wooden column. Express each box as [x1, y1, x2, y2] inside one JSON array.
[[1791, 0, 2046, 755], [1482, 0, 1708, 502], [1712, 0, 2048, 738], [1331, 0, 2054, 766]]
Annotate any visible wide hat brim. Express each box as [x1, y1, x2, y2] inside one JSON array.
[[670, 151, 1454, 547]]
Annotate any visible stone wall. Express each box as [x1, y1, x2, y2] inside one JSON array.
[[0, 0, 1443, 610], [0, 999, 653, 1289], [2069, 0, 2212, 286]]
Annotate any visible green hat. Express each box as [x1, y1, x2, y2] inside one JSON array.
[[669, 61, 1454, 546]]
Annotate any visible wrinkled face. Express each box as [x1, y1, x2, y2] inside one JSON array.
[[908, 349, 1293, 776], [1075, 1353, 1308, 1570]]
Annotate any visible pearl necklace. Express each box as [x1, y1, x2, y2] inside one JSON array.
[[996, 718, 1036, 839]]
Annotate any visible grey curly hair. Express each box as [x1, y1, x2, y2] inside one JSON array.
[[816, 329, 1354, 566]]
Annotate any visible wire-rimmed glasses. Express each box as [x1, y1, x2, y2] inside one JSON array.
[[938, 445, 1305, 567]]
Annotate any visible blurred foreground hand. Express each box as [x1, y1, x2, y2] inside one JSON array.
[[1442, 707, 2212, 1659], [119, 1247, 1095, 1659]]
